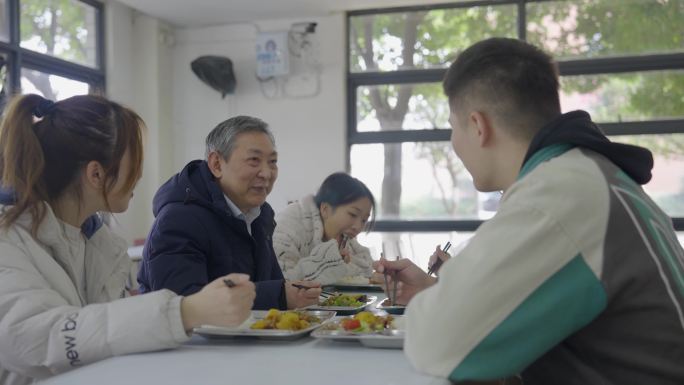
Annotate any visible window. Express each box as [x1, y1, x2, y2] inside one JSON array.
[[347, 0, 684, 264], [0, 0, 103, 113]]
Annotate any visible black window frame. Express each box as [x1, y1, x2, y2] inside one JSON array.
[[0, 0, 106, 99], [346, 0, 684, 234]]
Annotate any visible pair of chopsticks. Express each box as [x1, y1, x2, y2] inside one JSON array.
[[382, 267, 397, 306], [381, 243, 400, 306], [427, 241, 451, 276], [339, 234, 349, 249], [291, 283, 335, 298]]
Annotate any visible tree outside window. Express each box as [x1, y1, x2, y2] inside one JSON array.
[[348, 0, 684, 260]]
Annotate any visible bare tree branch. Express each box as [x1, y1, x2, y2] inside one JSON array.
[[47, 0, 57, 55], [23, 70, 56, 100]]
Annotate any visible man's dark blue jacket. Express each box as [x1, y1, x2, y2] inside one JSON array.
[[137, 159, 286, 310]]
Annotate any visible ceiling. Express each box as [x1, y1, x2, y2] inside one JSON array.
[[113, 0, 451, 27]]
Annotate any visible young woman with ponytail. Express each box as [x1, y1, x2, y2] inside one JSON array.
[[0, 94, 256, 385]]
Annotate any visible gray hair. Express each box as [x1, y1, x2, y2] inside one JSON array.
[[205, 115, 275, 160]]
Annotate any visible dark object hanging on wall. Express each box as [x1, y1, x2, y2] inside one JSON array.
[[191, 56, 236, 98]]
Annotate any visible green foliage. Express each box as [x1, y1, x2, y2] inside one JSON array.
[[20, 0, 91, 63], [415, 5, 517, 67], [529, 0, 684, 123], [351, 5, 517, 72], [534, 0, 684, 157], [350, 0, 684, 217]]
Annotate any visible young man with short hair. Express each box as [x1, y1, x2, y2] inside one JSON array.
[[376, 37, 684, 384]]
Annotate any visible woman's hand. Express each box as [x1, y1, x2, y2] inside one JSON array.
[[181, 273, 255, 331], [339, 246, 351, 264], [337, 234, 351, 264]]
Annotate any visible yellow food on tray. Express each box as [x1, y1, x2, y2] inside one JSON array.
[[250, 309, 320, 331]]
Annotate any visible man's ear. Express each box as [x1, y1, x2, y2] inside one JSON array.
[[84, 161, 105, 189], [470, 110, 494, 147], [206, 152, 223, 178]]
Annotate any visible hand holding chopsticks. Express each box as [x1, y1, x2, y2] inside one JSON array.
[[285, 280, 322, 309], [181, 273, 255, 331], [291, 283, 334, 298], [372, 257, 437, 307], [427, 241, 452, 276]]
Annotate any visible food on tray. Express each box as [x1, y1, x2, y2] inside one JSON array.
[[337, 275, 371, 284], [250, 309, 321, 331], [322, 311, 396, 333], [320, 293, 368, 307]]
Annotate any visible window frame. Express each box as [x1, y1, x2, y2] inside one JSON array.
[[346, 0, 684, 233], [0, 0, 106, 97]]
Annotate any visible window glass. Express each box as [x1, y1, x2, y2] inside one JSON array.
[[361, 231, 684, 268], [357, 82, 449, 131], [350, 142, 501, 221], [527, 0, 684, 60], [560, 70, 684, 122], [20, 0, 98, 67], [611, 134, 684, 218], [21, 67, 88, 100], [348, 1, 684, 244], [0, 0, 8, 42], [349, 4, 517, 72]]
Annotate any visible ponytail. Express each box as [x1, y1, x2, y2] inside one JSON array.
[[0, 93, 145, 235], [0, 94, 49, 233]]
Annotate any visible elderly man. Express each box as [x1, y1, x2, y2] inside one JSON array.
[[138, 116, 320, 310]]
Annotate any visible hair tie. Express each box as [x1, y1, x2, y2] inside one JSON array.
[[34, 99, 56, 118]]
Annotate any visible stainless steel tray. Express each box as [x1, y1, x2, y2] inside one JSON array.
[[311, 316, 405, 349], [306, 294, 377, 315], [193, 310, 336, 341]]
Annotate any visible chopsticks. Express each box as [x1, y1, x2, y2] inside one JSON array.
[[427, 241, 451, 276], [340, 234, 349, 249], [291, 283, 335, 298], [382, 262, 392, 305], [381, 242, 401, 306], [391, 260, 398, 306]]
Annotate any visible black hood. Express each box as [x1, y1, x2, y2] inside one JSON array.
[[152, 160, 230, 217], [523, 110, 654, 185]]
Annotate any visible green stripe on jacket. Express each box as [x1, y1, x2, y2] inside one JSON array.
[[449, 254, 607, 382], [518, 143, 574, 180]]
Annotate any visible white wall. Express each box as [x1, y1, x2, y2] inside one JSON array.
[[105, 4, 347, 243], [105, 0, 175, 243]]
